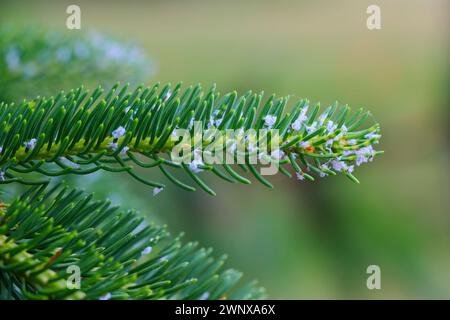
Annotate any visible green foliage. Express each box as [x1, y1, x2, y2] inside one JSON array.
[[0, 27, 382, 301], [0, 26, 155, 102], [0, 184, 265, 299], [0, 82, 382, 194], [0, 26, 267, 300]]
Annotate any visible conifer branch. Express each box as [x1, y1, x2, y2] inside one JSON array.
[[0, 184, 265, 300], [0, 26, 385, 301], [0, 82, 382, 194]]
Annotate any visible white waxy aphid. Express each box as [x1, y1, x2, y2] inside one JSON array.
[[199, 292, 210, 300], [291, 119, 302, 131], [214, 118, 223, 127], [271, 149, 285, 160], [112, 126, 126, 139], [355, 146, 375, 166], [207, 117, 215, 129], [164, 90, 172, 101], [331, 160, 355, 174], [306, 122, 317, 134], [343, 150, 354, 156], [299, 141, 310, 148], [331, 160, 353, 172], [331, 160, 345, 172], [264, 115, 277, 128], [295, 172, 305, 181], [153, 187, 163, 196], [120, 146, 129, 156], [365, 132, 381, 142], [291, 107, 309, 131], [99, 293, 112, 301], [319, 163, 329, 177], [325, 139, 334, 148], [141, 246, 153, 256], [24, 138, 37, 150], [189, 158, 204, 173], [326, 120, 337, 134], [297, 106, 309, 122], [188, 118, 194, 130], [108, 142, 118, 151]]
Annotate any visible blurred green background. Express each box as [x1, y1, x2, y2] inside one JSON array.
[[1, 0, 449, 298]]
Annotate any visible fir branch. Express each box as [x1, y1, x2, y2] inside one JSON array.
[[0, 184, 265, 300], [0, 82, 382, 194]]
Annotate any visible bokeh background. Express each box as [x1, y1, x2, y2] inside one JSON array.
[[0, 0, 449, 299]]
